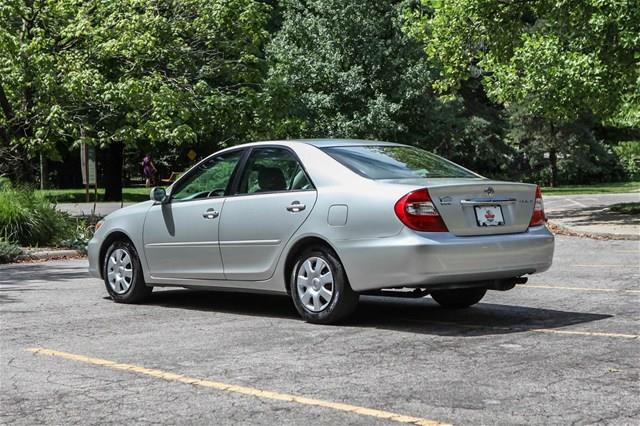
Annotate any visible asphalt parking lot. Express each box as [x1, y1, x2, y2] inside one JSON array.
[[1, 235, 639, 425]]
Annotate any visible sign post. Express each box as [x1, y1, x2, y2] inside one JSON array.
[[81, 143, 97, 203]]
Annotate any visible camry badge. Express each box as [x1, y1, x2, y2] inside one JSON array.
[[484, 186, 495, 197]]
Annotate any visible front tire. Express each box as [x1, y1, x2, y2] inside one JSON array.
[[291, 246, 359, 324], [103, 240, 152, 303], [430, 287, 486, 309]]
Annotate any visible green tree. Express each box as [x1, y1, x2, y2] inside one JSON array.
[[265, 0, 517, 177], [408, 0, 639, 185], [1, 0, 271, 199], [266, 0, 447, 146], [0, 0, 75, 181]]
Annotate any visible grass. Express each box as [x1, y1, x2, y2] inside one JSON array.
[[609, 202, 640, 215], [40, 187, 151, 203], [541, 181, 640, 195]]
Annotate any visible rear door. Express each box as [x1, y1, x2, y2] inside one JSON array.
[[219, 146, 317, 281], [142, 149, 244, 279]]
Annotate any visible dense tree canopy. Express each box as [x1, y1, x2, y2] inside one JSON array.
[[267, 0, 443, 143], [405, 0, 639, 185], [1, 0, 271, 197], [265, 0, 516, 176], [421, 0, 639, 124], [1, 0, 638, 196]]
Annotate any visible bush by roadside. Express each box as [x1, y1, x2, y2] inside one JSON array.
[[0, 238, 22, 263], [0, 183, 95, 255], [0, 185, 71, 246]]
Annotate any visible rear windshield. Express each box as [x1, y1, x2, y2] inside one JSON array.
[[322, 145, 478, 179]]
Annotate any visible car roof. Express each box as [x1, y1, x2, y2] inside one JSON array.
[[296, 139, 404, 148], [226, 139, 405, 150]]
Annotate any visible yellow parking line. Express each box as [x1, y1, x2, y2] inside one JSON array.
[[531, 329, 639, 339], [26, 348, 449, 426], [398, 320, 639, 340], [572, 264, 638, 268], [524, 284, 640, 294]]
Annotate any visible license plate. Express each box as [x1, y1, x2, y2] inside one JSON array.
[[474, 205, 504, 226]]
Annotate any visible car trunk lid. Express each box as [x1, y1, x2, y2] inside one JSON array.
[[383, 178, 538, 236]]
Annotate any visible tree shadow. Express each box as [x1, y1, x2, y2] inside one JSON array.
[[144, 289, 612, 337], [547, 206, 639, 227], [0, 261, 90, 288]]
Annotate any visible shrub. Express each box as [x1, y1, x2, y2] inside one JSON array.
[[613, 141, 640, 181], [60, 219, 96, 253], [0, 238, 22, 263], [0, 186, 72, 246], [0, 176, 11, 190]]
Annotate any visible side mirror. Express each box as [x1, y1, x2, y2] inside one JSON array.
[[150, 187, 169, 203]]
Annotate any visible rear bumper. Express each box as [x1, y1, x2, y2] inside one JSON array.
[[334, 225, 554, 292]]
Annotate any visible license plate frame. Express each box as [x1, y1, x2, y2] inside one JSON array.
[[474, 205, 505, 227]]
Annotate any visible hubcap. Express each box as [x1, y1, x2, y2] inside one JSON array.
[[296, 257, 334, 312], [107, 248, 133, 294]]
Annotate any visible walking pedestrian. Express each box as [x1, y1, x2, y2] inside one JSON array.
[[142, 153, 157, 188]]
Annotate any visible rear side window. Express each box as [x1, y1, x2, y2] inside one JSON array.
[[322, 145, 478, 179], [237, 147, 313, 194]]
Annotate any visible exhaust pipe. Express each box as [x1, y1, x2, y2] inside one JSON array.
[[487, 276, 528, 291]]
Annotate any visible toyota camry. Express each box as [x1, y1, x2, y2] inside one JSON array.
[[88, 139, 554, 324]]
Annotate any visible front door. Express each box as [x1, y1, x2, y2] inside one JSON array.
[[142, 149, 243, 280], [219, 147, 317, 281]]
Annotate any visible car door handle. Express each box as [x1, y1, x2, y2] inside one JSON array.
[[202, 209, 219, 219], [286, 202, 306, 212]]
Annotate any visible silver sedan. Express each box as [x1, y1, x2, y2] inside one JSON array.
[[88, 139, 554, 324]]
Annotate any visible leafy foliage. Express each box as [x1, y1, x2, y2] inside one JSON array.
[[404, 0, 639, 184], [421, 0, 639, 124], [60, 219, 96, 253], [613, 141, 640, 180], [0, 184, 72, 246], [267, 0, 446, 144], [0, 0, 271, 176], [0, 238, 22, 263], [1, 0, 638, 189]]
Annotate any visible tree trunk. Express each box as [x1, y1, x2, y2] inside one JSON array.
[[549, 148, 558, 188], [39, 153, 48, 189], [103, 142, 124, 201]]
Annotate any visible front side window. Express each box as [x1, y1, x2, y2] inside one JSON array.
[[322, 145, 479, 180], [237, 147, 313, 194], [171, 150, 243, 201]]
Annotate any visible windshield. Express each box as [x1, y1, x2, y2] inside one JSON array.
[[322, 145, 478, 179]]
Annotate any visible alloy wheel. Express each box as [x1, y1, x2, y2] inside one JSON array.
[[107, 248, 134, 295], [296, 256, 334, 312]]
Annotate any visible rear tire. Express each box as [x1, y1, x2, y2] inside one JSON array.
[[290, 246, 359, 324], [430, 287, 486, 309], [103, 240, 152, 304]]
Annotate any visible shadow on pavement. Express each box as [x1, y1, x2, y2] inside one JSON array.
[[144, 289, 611, 337], [0, 262, 89, 286], [0, 262, 90, 304], [546, 206, 639, 226]]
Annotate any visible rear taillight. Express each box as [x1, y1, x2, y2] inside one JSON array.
[[529, 185, 546, 226], [394, 189, 448, 232]]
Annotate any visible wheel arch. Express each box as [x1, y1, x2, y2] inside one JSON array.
[[98, 230, 137, 279], [283, 235, 350, 295]]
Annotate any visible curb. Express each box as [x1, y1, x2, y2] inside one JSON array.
[[547, 221, 640, 241], [16, 249, 86, 262]]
